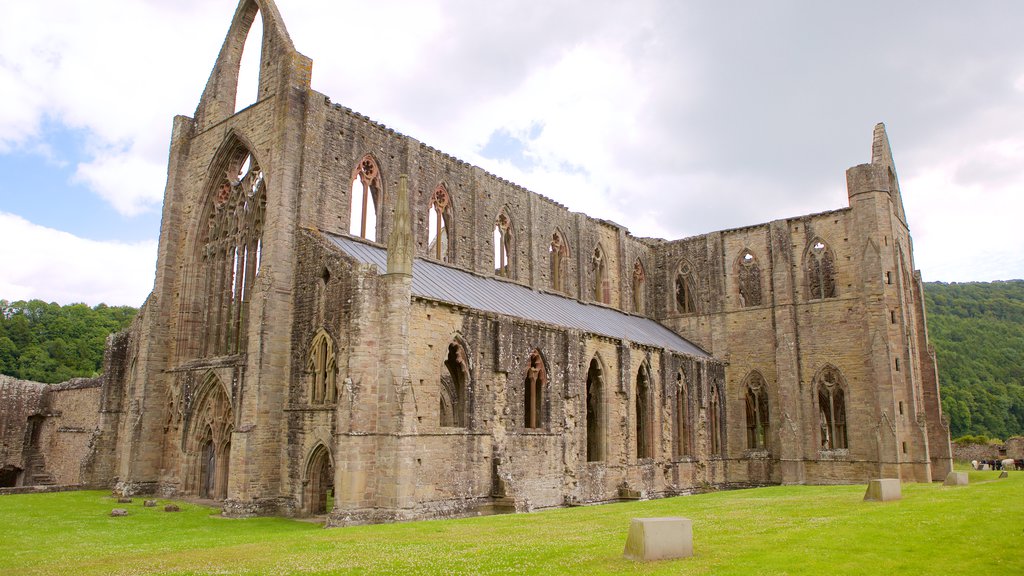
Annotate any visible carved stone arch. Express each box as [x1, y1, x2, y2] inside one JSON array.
[[707, 380, 724, 456], [349, 153, 385, 241], [735, 249, 763, 307], [303, 441, 335, 515], [194, 0, 300, 130], [585, 352, 608, 462], [493, 206, 515, 278], [439, 336, 473, 428], [631, 257, 647, 314], [307, 329, 338, 404], [674, 259, 698, 314], [427, 182, 453, 262], [674, 367, 690, 458], [804, 237, 838, 300], [183, 372, 234, 500], [635, 359, 655, 459], [549, 228, 571, 293], [591, 243, 609, 304], [742, 370, 770, 451], [813, 364, 849, 450], [523, 348, 548, 429]]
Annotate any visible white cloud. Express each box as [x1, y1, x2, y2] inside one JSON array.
[[0, 212, 156, 306], [73, 147, 167, 217]]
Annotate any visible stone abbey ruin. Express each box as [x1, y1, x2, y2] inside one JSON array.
[[0, 0, 952, 524]]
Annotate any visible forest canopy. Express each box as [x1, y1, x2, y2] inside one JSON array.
[[0, 299, 137, 383]]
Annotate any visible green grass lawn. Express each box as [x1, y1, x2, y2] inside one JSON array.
[[1, 468, 1021, 575]]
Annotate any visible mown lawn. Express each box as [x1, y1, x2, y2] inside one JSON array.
[[1, 468, 1020, 575]]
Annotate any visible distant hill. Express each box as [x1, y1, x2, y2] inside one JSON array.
[[923, 280, 1024, 440], [0, 300, 137, 384]]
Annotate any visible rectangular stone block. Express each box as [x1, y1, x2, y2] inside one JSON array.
[[943, 471, 968, 486], [623, 517, 693, 562], [863, 478, 901, 501]]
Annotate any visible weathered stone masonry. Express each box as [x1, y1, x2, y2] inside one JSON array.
[[0, 0, 951, 524]]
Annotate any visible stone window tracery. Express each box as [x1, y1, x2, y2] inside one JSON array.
[[635, 363, 654, 459], [675, 370, 689, 458], [350, 155, 382, 241], [307, 330, 337, 404], [744, 372, 770, 450], [427, 184, 451, 262], [524, 349, 547, 429], [632, 259, 646, 314], [549, 231, 570, 294], [493, 210, 513, 277], [440, 342, 470, 428], [817, 366, 848, 450], [806, 240, 837, 300], [738, 250, 763, 307], [708, 384, 723, 456], [592, 244, 609, 304], [586, 356, 605, 462], [675, 261, 697, 314], [187, 375, 233, 500], [202, 149, 265, 357]]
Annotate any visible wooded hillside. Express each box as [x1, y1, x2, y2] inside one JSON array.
[[0, 300, 137, 383], [924, 280, 1024, 439]]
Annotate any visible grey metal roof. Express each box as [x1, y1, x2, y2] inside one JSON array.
[[325, 233, 709, 358]]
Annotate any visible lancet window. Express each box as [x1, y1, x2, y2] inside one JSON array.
[[592, 244, 608, 304], [586, 357, 605, 462], [350, 155, 382, 241], [428, 184, 451, 262], [550, 231, 570, 293], [709, 384, 723, 456], [632, 259, 646, 314], [817, 366, 848, 449], [524, 349, 547, 429], [744, 372, 770, 450], [440, 342, 470, 428], [806, 240, 837, 300], [675, 261, 697, 314], [494, 210, 513, 277], [635, 363, 654, 459], [201, 148, 265, 357], [674, 370, 689, 458], [307, 330, 337, 404], [738, 250, 763, 307]]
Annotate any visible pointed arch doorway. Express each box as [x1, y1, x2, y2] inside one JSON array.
[[305, 445, 334, 515]]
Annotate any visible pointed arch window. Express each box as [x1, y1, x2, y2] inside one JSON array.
[[202, 147, 265, 357], [592, 244, 609, 304], [350, 155, 382, 241], [586, 357, 605, 462], [806, 240, 837, 300], [635, 363, 654, 459], [307, 330, 337, 404], [440, 342, 470, 428], [632, 259, 646, 314], [549, 231, 570, 293], [708, 384, 723, 456], [428, 184, 452, 262], [738, 250, 763, 307], [817, 366, 848, 449], [744, 372, 770, 450], [494, 210, 513, 277], [524, 349, 547, 429], [675, 261, 697, 314], [674, 370, 689, 458]]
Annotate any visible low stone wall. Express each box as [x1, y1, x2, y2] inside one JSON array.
[[952, 438, 1024, 462]]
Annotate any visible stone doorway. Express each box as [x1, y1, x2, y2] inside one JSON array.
[[305, 445, 334, 515]]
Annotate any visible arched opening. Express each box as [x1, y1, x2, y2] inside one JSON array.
[[744, 372, 770, 451], [675, 261, 697, 314], [549, 231, 569, 293], [200, 438, 216, 499], [440, 341, 470, 428], [675, 370, 689, 458], [635, 363, 654, 459], [494, 210, 512, 277], [234, 7, 262, 112], [185, 374, 233, 500], [524, 349, 547, 429], [737, 250, 762, 307], [708, 385, 722, 456], [632, 259, 646, 314], [817, 366, 848, 449], [806, 240, 837, 300], [592, 244, 609, 304], [427, 184, 451, 262], [350, 155, 382, 241], [305, 445, 334, 516], [586, 357, 605, 462]]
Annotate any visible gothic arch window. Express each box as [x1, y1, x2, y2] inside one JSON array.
[[586, 356, 605, 462], [201, 144, 265, 357], [350, 155, 382, 241], [494, 209, 513, 277], [304, 444, 334, 516], [186, 374, 233, 500], [307, 330, 337, 404], [524, 349, 547, 429], [816, 366, 848, 450], [592, 244, 609, 304], [744, 372, 770, 451], [708, 384, 723, 456], [549, 230, 570, 294], [635, 362, 654, 459], [675, 370, 689, 458], [737, 250, 763, 307], [632, 259, 646, 314], [440, 341, 470, 428], [806, 240, 837, 300], [427, 183, 452, 262], [675, 261, 697, 314]]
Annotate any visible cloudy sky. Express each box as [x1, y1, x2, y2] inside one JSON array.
[[1, 0, 1022, 306]]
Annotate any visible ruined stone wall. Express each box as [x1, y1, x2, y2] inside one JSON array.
[[0, 375, 46, 485], [36, 380, 102, 485]]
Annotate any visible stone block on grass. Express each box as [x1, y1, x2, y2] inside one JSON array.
[[164, 504, 180, 512], [117, 497, 133, 504], [999, 471, 1009, 479], [943, 471, 968, 486], [110, 509, 128, 517], [863, 478, 901, 502], [623, 517, 693, 562], [144, 500, 157, 507]]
